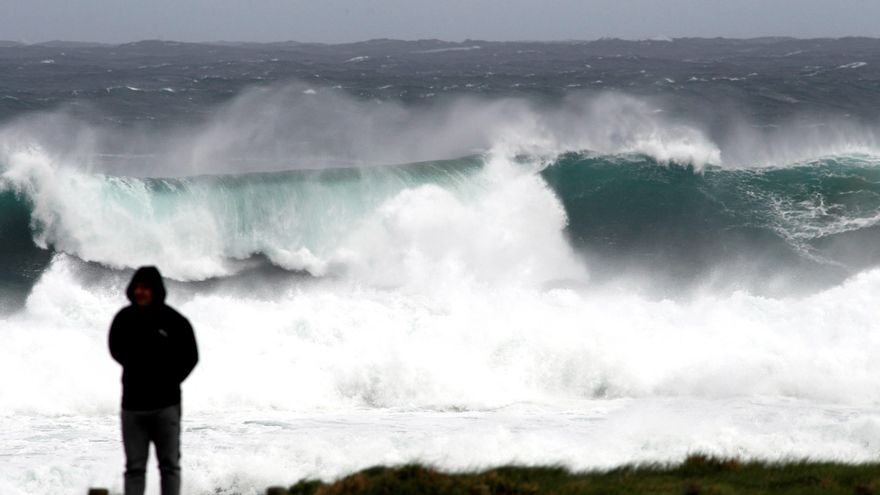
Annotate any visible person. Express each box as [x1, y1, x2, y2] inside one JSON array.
[[109, 266, 199, 495]]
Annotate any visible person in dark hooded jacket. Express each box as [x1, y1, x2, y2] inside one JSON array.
[[109, 266, 198, 495]]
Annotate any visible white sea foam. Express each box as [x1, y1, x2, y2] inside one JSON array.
[[5, 253, 880, 415], [0, 148, 232, 279], [3, 254, 880, 493]]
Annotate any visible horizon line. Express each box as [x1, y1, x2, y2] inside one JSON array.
[[4, 35, 880, 48]]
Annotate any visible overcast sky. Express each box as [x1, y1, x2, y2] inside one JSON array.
[[3, 0, 879, 44]]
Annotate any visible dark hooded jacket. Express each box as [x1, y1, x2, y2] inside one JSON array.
[[109, 266, 199, 411]]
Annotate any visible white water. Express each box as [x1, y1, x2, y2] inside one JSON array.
[[3, 251, 880, 494]]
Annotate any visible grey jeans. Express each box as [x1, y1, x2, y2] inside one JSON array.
[[121, 404, 181, 495]]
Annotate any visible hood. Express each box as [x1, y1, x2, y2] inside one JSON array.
[[126, 266, 167, 305]]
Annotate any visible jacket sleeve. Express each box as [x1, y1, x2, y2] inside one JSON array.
[[176, 315, 199, 383], [108, 311, 130, 366]]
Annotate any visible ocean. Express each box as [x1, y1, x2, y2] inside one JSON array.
[[3, 38, 880, 494]]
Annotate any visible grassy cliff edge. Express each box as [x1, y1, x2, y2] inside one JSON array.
[[274, 455, 880, 495]]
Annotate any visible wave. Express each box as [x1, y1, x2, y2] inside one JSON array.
[[0, 188, 52, 311], [543, 152, 880, 292], [4, 84, 880, 295], [0, 149, 584, 286], [5, 146, 880, 296]]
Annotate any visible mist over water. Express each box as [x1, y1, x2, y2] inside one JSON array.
[[3, 39, 880, 494], [4, 84, 880, 292]]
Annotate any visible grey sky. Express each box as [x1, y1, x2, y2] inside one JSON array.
[[3, 0, 879, 43]]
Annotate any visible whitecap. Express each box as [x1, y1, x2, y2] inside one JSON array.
[[837, 62, 867, 70]]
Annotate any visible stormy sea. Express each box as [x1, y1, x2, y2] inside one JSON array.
[[3, 38, 880, 494]]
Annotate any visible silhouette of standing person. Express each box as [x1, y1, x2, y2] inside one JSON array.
[[109, 266, 199, 495]]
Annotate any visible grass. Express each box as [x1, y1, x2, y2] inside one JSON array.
[[270, 455, 880, 495]]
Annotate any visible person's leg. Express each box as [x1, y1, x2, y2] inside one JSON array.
[[153, 404, 182, 495], [121, 409, 152, 495]]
